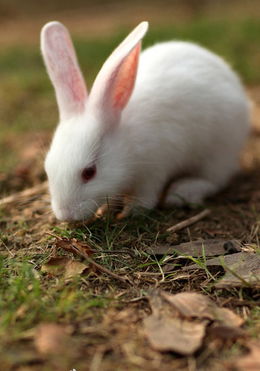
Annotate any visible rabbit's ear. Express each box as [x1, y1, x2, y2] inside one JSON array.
[[41, 21, 87, 121], [89, 22, 148, 124]]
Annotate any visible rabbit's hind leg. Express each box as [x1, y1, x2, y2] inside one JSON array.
[[163, 177, 218, 207]]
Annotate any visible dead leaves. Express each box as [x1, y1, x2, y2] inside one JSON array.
[[54, 237, 94, 256], [41, 256, 89, 280], [144, 315, 205, 355], [147, 238, 260, 289], [41, 238, 93, 280], [228, 341, 260, 371], [160, 291, 244, 327], [42, 237, 131, 285], [215, 253, 260, 288], [147, 239, 241, 257], [184, 252, 260, 288], [34, 323, 71, 355], [143, 290, 244, 356]]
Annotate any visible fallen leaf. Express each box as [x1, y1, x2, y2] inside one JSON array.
[[208, 324, 246, 341], [184, 252, 260, 288], [143, 290, 244, 356], [41, 257, 70, 276], [41, 256, 88, 279], [55, 237, 94, 256], [63, 259, 88, 279], [144, 315, 206, 355], [215, 307, 244, 328], [161, 291, 215, 319], [34, 323, 70, 355], [147, 239, 241, 257], [161, 292, 244, 327], [215, 253, 260, 288], [143, 291, 206, 355], [228, 341, 260, 371]]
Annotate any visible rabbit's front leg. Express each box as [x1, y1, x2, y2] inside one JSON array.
[[95, 189, 138, 220], [117, 189, 158, 219]]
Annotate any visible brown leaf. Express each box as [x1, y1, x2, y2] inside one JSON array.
[[41, 256, 88, 279], [161, 291, 244, 327], [147, 239, 241, 257], [41, 257, 70, 276], [215, 307, 244, 328], [55, 237, 94, 256], [228, 341, 260, 371], [143, 291, 206, 355], [184, 252, 260, 288], [208, 324, 246, 341], [34, 323, 70, 355], [63, 259, 88, 279], [161, 291, 215, 319], [143, 290, 244, 356], [215, 253, 260, 288], [143, 315, 206, 355]]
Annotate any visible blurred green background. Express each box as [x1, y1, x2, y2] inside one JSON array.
[[0, 0, 259, 187]]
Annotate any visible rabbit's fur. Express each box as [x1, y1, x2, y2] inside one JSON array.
[[41, 21, 250, 221]]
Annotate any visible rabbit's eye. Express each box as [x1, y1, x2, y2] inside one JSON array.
[[81, 165, 96, 183]]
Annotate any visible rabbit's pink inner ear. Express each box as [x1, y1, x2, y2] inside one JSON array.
[[89, 22, 148, 123], [112, 43, 140, 110], [60, 58, 87, 109], [41, 22, 87, 121]]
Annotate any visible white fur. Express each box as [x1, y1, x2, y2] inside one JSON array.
[[41, 22, 250, 221]]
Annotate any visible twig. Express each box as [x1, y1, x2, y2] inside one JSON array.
[[47, 232, 134, 283], [96, 249, 136, 258], [46, 231, 62, 240], [0, 236, 15, 257], [167, 208, 211, 233], [46, 232, 136, 258], [0, 181, 48, 206], [62, 242, 133, 286], [134, 271, 166, 276], [123, 296, 148, 303]]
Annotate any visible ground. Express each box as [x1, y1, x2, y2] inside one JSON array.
[[0, 1, 259, 370]]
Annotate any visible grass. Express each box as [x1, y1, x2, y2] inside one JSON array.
[[0, 255, 110, 335]]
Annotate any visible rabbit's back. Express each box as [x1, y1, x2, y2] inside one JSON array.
[[124, 41, 249, 148], [128, 41, 248, 128], [122, 41, 250, 186]]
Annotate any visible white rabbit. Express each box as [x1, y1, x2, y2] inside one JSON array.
[[41, 21, 250, 221]]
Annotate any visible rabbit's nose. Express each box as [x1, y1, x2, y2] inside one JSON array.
[[53, 205, 88, 222], [53, 208, 72, 221], [51, 201, 75, 221], [51, 198, 94, 221]]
